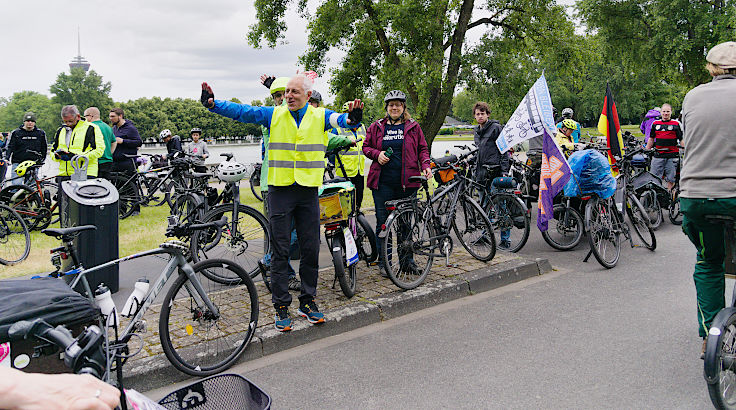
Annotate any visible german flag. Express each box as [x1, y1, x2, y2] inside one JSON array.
[[597, 83, 624, 171]]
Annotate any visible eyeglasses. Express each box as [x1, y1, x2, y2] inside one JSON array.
[[84, 114, 93, 118], [272, 92, 284, 99]]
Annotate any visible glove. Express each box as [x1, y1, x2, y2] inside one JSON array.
[[262, 76, 275, 89], [347, 107, 362, 125], [200, 82, 215, 108]]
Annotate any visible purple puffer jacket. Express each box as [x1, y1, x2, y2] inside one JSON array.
[[640, 109, 661, 144], [363, 118, 431, 190]]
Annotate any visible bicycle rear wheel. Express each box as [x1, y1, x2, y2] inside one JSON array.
[[381, 207, 434, 290], [192, 204, 270, 279], [638, 189, 662, 230], [487, 193, 530, 253], [541, 204, 584, 250], [0, 204, 30, 265], [585, 197, 621, 269], [356, 213, 377, 263], [249, 169, 263, 202], [453, 195, 496, 261], [329, 233, 357, 298], [0, 184, 48, 230], [626, 193, 657, 250], [669, 189, 683, 225], [111, 175, 138, 219], [705, 308, 736, 410], [159, 258, 258, 377]]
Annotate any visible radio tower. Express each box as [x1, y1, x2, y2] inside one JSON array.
[[69, 27, 90, 72]]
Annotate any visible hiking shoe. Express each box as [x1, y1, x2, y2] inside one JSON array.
[[297, 300, 325, 324], [499, 240, 511, 249], [288, 276, 301, 291], [274, 305, 292, 332]]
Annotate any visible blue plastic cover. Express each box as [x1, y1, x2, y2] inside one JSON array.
[[563, 149, 616, 199]]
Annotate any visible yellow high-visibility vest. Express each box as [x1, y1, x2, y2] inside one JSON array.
[[52, 120, 105, 177], [268, 105, 327, 187], [335, 125, 366, 177]]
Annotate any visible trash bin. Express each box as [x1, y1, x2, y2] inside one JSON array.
[[61, 178, 120, 293]]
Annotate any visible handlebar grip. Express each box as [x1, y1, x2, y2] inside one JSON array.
[[8, 319, 75, 348]]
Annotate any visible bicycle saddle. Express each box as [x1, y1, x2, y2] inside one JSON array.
[[433, 155, 458, 167], [220, 153, 234, 161], [42, 225, 96, 239], [408, 176, 427, 183], [187, 172, 213, 179], [323, 177, 347, 185], [123, 154, 139, 158]]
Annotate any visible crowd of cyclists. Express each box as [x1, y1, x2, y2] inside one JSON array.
[[0, 39, 735, 409]]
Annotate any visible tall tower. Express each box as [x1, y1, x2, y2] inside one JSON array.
[[68, 27, 90, 72]]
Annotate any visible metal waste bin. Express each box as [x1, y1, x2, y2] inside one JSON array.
[[61, 178, 120, 293]]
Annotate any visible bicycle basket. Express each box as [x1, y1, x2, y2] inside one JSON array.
[[319, 186, 354, 224], [157, 373, 271, 410]]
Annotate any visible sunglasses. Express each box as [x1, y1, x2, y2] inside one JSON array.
[[272, 92, 284, 98]]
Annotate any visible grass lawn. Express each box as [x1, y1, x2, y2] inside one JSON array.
[[580, 124, 644, 140]]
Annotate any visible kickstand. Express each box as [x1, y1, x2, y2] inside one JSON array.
[[583, 249, 592, 262], [332, 275, 337, 289]]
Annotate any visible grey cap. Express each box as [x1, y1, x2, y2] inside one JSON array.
[[23, 112, 36, 122], [706, 41, 736, 69]]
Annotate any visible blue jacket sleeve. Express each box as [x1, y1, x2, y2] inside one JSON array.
[[323, 109, 355, 131], [210, 100, 273, 128]]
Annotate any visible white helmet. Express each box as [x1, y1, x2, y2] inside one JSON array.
[[216, 160, 248, 182], [562, 108, 574, 118], [159, 129, 172, 140]]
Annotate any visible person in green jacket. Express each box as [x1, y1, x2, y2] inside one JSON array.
[[83, 107, 116, 180]]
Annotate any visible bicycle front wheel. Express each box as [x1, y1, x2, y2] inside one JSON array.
[[381, 207, 434, 290], [0, 184, 48, 230], [669, 190, 683, 225], [585, 197, 621, 269], [487, 193, 530, 253], [159, 258, 258, 377], [249, 169, 263, 202], [626, 193, 657, 251], [192, 204, 270, 279], [638, 189, 662, 230], [0, 204, 30, 265], [541, 204, 584, 251], [453, 195, 496, 261], [110, 175, 138, 219]]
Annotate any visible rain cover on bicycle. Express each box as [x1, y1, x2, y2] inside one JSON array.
[[0, 278, 99, 341], [563, 149, 616, 199]]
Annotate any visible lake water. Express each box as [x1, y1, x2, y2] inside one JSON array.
[[25, 139, 477, 179]]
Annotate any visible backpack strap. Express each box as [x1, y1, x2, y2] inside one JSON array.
[[52, 127, 63, 151], [83, 125, 96, 151]]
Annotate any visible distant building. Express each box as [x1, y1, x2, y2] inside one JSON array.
[[69, 28, 90, 72]]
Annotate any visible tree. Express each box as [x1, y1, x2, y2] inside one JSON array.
[[49, 68, 113, 113], [451, 90, 480, 123], [0, 91, 59, 141], [248, 0, 567, 146]]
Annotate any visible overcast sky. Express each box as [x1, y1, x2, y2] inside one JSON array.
[[0, 0, 341, 105], [0, 0, 579, 106]]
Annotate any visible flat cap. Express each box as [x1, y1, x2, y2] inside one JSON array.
[[706, 41, 736, 69]]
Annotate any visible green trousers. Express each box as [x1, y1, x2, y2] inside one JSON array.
[[681, 197, 736, 338]]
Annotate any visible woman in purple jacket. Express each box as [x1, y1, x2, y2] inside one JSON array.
[[363, 90, 432, 275]]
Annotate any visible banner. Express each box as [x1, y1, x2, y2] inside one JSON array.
[[597, 83, 624, 171], [537, 130, 573, 231], [496, 74, 557, 154]]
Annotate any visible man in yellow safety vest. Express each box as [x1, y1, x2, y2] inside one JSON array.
[[200, 75, 363, 332]]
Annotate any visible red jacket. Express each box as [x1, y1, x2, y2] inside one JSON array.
[[362, 118, 431, 190]]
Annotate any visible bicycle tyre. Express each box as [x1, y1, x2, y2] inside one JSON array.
[[191, 204, 270, 280], [159, 258, 258, 377], [453, 195, 496, 261], [111, 175, 138, 219], [356, 213, 377, 263], [585, 197, 621, 269], [705, 308, 736, 410], [626, 193, 657, 251], [638, 189, 662, 230], [669, 190, 682, 225], [0, 204, 30, 265], [249, 169, 263, 202], [330, 234, 357, 298], [0, 184, 48, 230], [381, 207, 435, 290], [541, 204, 584, 251], [488, 193, 530, 253], [165, 175, 187, 209]]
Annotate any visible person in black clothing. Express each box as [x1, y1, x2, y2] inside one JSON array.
[[5, 112, 47, 185], [109, 107, 142, 216], [473, 102, 509, 182], [159, 129, 183, 160]]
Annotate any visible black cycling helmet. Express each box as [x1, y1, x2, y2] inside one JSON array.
[[190, 127, 202, 135], [384, 90, 407, 104], [309, 90, 322, 103]]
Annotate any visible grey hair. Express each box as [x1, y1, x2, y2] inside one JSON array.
[[61, 105, 80, 117], [292, 74, 314, 93]]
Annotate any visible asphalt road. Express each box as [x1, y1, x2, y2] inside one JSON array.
[[146, 217, 717, 409]]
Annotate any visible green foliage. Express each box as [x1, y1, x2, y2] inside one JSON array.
[[451, 90, 480, 123], [49, 68, 113, 113], [0, 91, 59, 140], [438, 127, 454, 135], [117, 97, 262, 141]]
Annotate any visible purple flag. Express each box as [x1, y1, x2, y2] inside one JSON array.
[[537, 128, 572, 232]]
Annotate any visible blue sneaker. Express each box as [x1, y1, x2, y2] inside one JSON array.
[[274, 305, 292, 332], [297, 300, 325, 324]]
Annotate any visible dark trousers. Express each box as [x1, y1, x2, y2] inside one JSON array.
[[98, 161, 113, 180], [349, 174, 365, 212], [268, 185, 320, 307], [113, 160, 140, 212], [372, 184, 418, 267]]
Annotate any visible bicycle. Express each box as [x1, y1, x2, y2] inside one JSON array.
[[0, 160, 57, 230], [541, 195, 586, 251], [668, 146, 684, 225], [701, 215, 736, 409], [0, 202, 30, 265], [30, 217, 259, 377], [379, 152, 496, 290], [583, 147, 657, 268]]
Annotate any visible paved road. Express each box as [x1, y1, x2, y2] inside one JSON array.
[[146, 218, 717, 409]]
